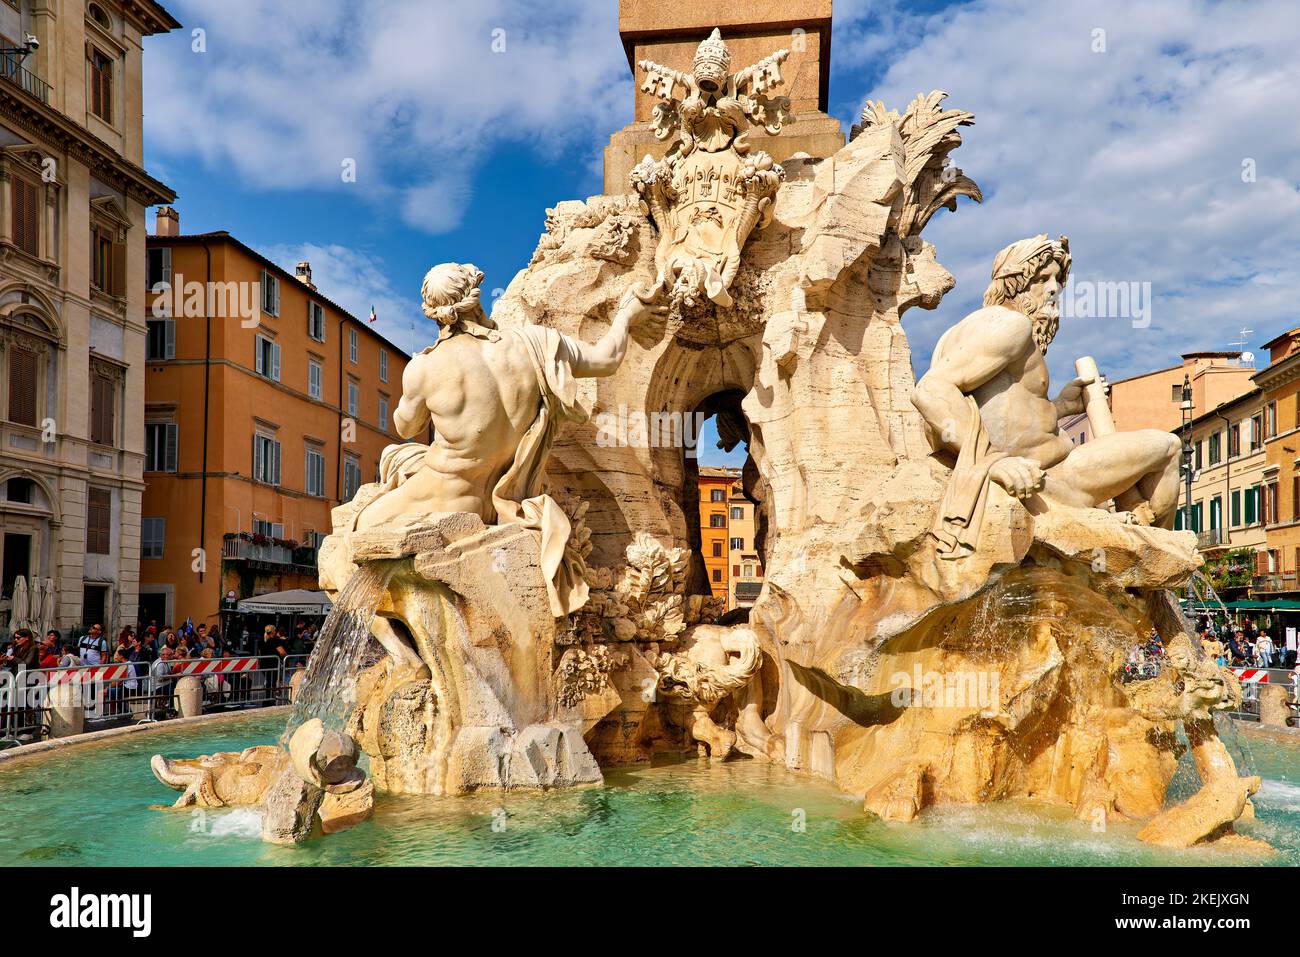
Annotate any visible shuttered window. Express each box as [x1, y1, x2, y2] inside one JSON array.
[[144, 422, 177, 472], [86, 487, 111, 554], [11, 177, 39, 257], [7, 346, 36, 426], [305, 448, 326, 496], [90, 49, 113, 123], [90, 373, 115, 446], [253, 434, 281, 485], [146, 319, 175, 360]]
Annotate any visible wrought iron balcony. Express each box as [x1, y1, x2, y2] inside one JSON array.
[[0, 53, 50, 105], [222, 537, 318, 570], [1196, 528, 1225, 549]]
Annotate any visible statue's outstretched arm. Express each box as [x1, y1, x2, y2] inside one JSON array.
[[393, 353, 433, 439], [566, 284, 667, 378]]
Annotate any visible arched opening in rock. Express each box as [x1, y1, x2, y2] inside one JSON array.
[[683, 390, 769, 622]]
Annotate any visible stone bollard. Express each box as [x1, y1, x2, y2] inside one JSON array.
[[45, 679, 84, 738], [174, 676, 204, 718], [1258, 683, 1293, 728]]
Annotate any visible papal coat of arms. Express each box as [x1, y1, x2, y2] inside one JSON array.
[[631, 29, 793, 309]]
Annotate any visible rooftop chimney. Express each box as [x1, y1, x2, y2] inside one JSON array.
[[155, 206, 179, 237], [295, 261, 315, 290]]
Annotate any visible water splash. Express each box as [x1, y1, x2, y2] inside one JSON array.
[[283, 560, 398, 741], [1155, 586, 1257, 777]]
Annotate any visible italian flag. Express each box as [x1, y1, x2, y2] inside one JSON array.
[[368, 305, 377, 323]]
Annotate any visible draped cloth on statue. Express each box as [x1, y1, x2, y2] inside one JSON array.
[[367, 326, 590, 618], [490, 325, 590, 618], [933, 395, 1008, 561]]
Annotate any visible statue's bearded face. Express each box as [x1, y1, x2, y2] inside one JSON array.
[[1022, 261, 1063, 353]]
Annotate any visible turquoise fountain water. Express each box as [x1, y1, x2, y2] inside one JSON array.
[[1, 711, 1298, 866]]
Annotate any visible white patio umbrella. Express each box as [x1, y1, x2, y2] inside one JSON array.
[[38, 578, 55, 637], [27, 577, 42, 630], [10, 575, 29, 632]]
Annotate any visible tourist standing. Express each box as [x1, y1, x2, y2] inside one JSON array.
[[1257, 631, 1275, 669], [78, 624, 108, 666]]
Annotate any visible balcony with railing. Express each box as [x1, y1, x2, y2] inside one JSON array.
[[0, 53, 50, 105], [222, 536, 318, 571], [1197, 528, 1225, 550], [1252, 573, 1297, 594]]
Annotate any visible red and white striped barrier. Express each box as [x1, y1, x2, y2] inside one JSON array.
[[47, 664, 133, 686], [40, 657, 261, 684], [1233, 669, 1270, 683], [171, 657, 261, 676]]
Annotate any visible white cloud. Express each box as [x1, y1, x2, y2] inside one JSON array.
[[146, 0, 630, 235], [262, 242, 428, 356], [834, 0, 1300, 385]]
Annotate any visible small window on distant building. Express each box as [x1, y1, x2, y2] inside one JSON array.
[[142, 517, 165, 560], [6, 478, 33, 504], [730, 537, 744, 550], [144, 422, 178, 472], [147, 247, 171, 288], [261, 270, 280, 316], [710, 489, 725, 502], [305, 447, 326, 497], [730, 506, 743, 519], [709, 513, 725, 528], [89, 48, 113, 123], [712, 541, 722, 557], [255, 334, 281, 381], [379, 349, 388, 382], [308, 302, 325, 342], [712, 568, 721, 583], [253, 433, 281, 485], [343, 455, 362, 500], [308, 359, 322, 400], [86, 487, 111, 554], [11, 177, 40, 258]]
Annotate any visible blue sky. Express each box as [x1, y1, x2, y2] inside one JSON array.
[[142, 0, 1299, 468]]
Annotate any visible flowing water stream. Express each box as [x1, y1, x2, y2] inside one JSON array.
[[283, 560, 398, 741]]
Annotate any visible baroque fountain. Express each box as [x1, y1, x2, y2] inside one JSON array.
[[150, 28, 1263, 854]]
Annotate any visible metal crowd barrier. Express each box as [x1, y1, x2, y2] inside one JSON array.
[[1228, 667, 1298, 722], [0, 654, 304, 748]]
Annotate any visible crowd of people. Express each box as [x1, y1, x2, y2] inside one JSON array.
[[1121, 617, 1296, 683], [1, 618, 321, 740], [1196, 617, 1296, 670]]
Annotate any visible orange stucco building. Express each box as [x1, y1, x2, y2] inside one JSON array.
[[696, 465, 764, 609], [1103, 352, 1255, 437], [138, 209, 417, 628], [1250, 327, 1300, 592], [698, 466, 737, 604]]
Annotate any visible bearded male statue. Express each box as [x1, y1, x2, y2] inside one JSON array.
[[342, 263, 666, 616], [912, 234, 1181, 559]]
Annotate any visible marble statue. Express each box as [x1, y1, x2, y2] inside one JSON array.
[[912, 234, 1182, 558], [632, 29, 791, 309], [348, 262, 667, 618]]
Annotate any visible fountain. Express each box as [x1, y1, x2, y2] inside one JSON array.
[[147, 28, 1264, 854]]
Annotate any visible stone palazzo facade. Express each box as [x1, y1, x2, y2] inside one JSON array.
[[0, 0, 176, 632]]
